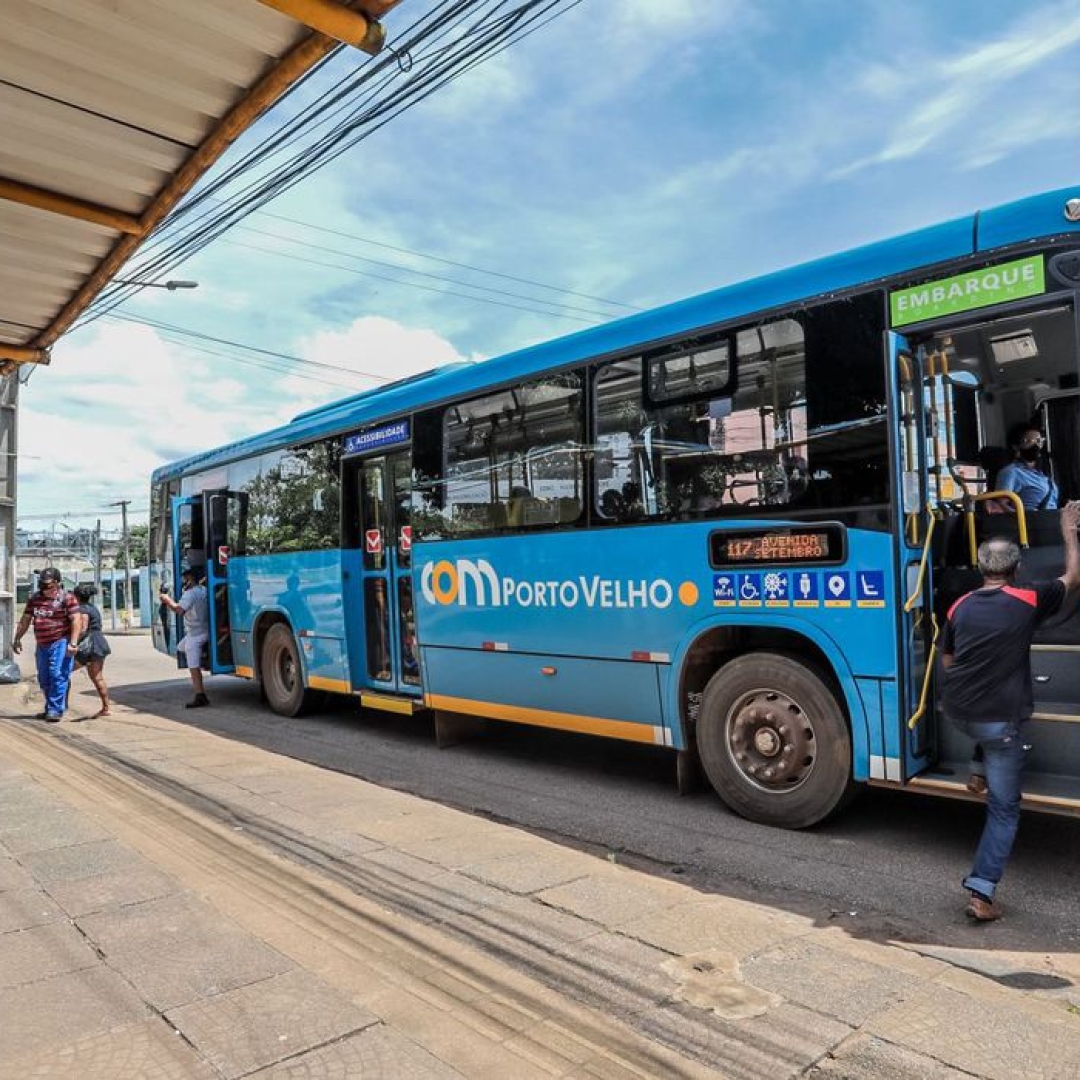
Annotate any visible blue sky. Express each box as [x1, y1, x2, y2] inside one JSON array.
[[18, 0, 1080, 526]]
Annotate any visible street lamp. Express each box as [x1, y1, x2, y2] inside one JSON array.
[[111, 278, 199, 291]]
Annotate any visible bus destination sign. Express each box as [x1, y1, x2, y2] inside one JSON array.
[[342, 419, 410, 457], [710, 524, 845, 568]]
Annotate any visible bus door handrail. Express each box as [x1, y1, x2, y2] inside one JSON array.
[[964, 490, 1029, 565], [903, 505, 937, 614], [904, 504, 938, 732], [907, 610, 939, 731]]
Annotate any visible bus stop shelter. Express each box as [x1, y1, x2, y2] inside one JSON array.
[[0, 0, 401, 657]]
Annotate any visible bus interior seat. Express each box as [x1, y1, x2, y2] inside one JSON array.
[[557, 497, 581, 522], [506, 497, 528, 527], [489, 503, 508, 529]]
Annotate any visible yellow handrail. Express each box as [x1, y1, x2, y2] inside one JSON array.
[[904, 505, 937, 613], [908, 612, 939, 730], [904, 502, 938, 730], [965, 490, 1029, 564]]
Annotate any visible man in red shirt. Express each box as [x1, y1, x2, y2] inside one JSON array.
[[13, 567, 81, 721], [942, 501, 1080, 920]]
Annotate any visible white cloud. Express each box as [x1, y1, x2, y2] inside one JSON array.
[[18, 316, 468, 523], [836, 3, 1080, 176], [279, 316, 470, 420]]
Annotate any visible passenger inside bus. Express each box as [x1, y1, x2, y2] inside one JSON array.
[[995, 422, 1059, 511]]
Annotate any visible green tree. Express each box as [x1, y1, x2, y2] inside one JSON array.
[[116, 523, 149, 569]]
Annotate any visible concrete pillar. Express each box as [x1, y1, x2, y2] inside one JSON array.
[[0, 375, 17, 659]]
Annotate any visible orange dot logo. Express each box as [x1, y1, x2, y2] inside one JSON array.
[[430, 560, 459, 605], [678, 581, 699, 606]]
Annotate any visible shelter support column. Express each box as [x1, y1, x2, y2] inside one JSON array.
[[0, 376, 17, 660]]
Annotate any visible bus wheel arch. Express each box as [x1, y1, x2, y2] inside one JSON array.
[[681, 629, 854, 828], [254, 614, 317, 717]]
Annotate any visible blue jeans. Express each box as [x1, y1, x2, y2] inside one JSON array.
[[36, 638, 73, 718], [961, 720, 1027, 899]]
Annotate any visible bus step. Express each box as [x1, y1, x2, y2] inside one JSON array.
[[906, 763, 1080, 816], [1030, 703, 1080, 724], [358, 691, 425, 716]]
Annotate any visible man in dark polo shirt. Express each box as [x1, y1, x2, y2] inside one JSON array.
[[942, 500, 1080, 921], [13, 567, 81, 721]]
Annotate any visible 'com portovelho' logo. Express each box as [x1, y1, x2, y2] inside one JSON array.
[[421, 558, 699, 610]]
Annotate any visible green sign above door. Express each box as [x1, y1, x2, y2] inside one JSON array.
[[890, 255, 1045, 328]]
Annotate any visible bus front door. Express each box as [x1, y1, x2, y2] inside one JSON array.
[[202, 489, 246, 674], [169, 491, 243, 674], [357, 453, 420, 695], [893, 333, 936, 780]]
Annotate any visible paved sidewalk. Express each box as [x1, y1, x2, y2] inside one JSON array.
[[2, 640, 1080, 1078]]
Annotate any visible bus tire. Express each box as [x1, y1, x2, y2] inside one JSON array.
[[260, 623, 316, 717], [697, 652, 852, 829]]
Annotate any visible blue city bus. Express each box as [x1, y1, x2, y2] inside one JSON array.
[[151, 187, 1080, 828]]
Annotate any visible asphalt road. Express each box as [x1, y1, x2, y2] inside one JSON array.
[[108, 642, 1080, 959]]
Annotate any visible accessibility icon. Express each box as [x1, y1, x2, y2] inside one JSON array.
[[824, 571, 851, 608], [737, 573, 763, 607], [856, 570, 886, 608], [713, 573, 736, 607], [793, 571, 819, 607]]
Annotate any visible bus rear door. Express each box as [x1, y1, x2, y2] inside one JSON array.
[[353, 452, 420, 698]]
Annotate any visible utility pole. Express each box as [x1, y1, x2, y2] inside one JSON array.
[[93, 518, 102, 597], [112, 500, 132, 630]]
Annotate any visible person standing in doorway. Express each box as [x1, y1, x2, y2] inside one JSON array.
[[941, 501, 1080, 920], [159, 567, 210, 708], [13, 568, 80, 721]]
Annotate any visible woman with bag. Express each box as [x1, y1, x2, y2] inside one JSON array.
[[72, 583, 112, 717]]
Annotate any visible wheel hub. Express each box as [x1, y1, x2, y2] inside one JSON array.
[[727, 690, 816, 791]]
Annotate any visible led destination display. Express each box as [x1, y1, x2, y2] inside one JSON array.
[[710, 525, 846, 568]]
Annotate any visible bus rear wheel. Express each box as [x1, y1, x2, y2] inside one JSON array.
[[697, 652, 852, 829], [260, 623, 316, 717]]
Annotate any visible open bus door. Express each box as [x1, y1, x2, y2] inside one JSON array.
[[896, 295, 1080, 811], [350, 451, 421, 699], [169, 490, 243, 675], [892, 333, 936, 781], [202, 489, 245, 674]]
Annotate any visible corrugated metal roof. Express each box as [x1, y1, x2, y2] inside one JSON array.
[[0, 0, 399, 364]]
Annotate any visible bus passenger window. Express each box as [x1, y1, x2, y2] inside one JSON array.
[[435, 373, 585, 537]]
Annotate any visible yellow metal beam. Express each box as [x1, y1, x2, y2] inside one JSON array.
[[31, 28, 346, 355], [255, 0, 388, 52], [0, 344, 49, 365], [0, 177, 142, 235]]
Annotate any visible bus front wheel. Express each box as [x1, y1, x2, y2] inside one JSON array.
[[697, 652, 852, 829], [260, 623, 316, 717]]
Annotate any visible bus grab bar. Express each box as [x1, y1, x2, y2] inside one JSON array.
[[903, 506, 936, 614], [905, 503, 938, 732], [964, 491, 1029, 565], [908, 611, 939, 731]]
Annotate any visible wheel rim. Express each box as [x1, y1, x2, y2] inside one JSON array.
[[724, 686, 817, 793], [276, 646, 297, 695]]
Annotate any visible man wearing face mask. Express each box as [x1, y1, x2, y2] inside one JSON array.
[[995, 423, 1058, 512]]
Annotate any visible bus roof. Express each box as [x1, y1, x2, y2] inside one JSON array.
[[153, 186, 1080, 484]]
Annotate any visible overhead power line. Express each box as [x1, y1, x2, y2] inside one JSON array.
[[79, 0, 586, 330], [224, 236, 604, 323], [248, 207, 642, 312], [103, 312, 390, 388]]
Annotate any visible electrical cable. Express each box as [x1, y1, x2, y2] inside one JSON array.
[[78, 1, 584, 329]]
